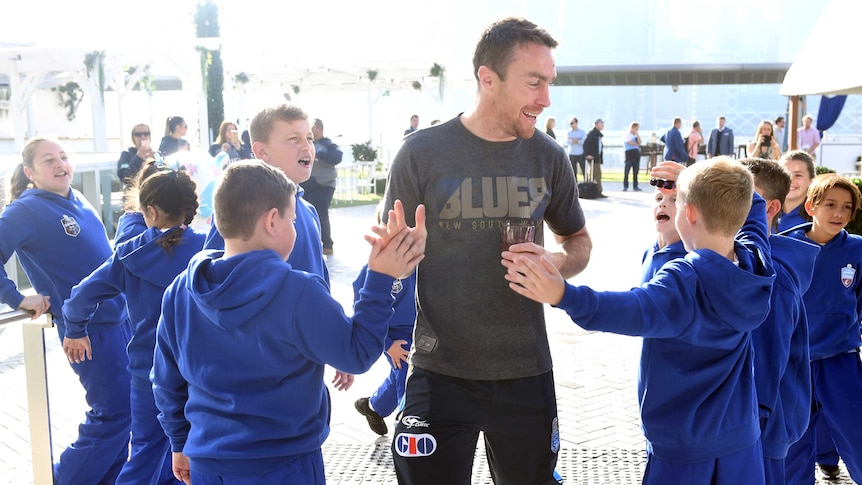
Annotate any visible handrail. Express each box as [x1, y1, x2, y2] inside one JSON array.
[[0, 308, 35, 325], [1, 309, 54, 484]]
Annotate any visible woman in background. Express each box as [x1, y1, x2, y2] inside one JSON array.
[[208, 120, 252, 166], [686, 120, 703, 166], [117, 123, 155, 184], [159, 116, 190, 156], [545, 117, 556, 139]]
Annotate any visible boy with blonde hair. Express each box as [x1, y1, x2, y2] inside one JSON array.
[[152, 161, 424, 484], [504, 157, 775, 484]]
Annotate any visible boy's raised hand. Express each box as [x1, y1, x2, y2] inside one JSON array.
[[502, 254, 566, 306], [371, 200, 427, 256], [366, 226, 425, 279]]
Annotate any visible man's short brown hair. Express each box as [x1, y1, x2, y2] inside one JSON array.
[[214, 161, 295, 240], [677, 156, 754, 237], [472, 17, 557, 82], [249, 104, 308, 145]]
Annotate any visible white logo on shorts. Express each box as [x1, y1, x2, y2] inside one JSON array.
[[401, 415, 430, 428]]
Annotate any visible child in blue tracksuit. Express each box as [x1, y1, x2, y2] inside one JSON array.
[[783, 173, 862, 483], [641, 161, 687, 282], [504, 158, 775, 485], [152, 161, 425, 484], [740, 158, 819, 485], [353, 268, 417, 435], [64, 161, 205, 485], [0, 137, 132, 485], [777, 150, 815, 232]]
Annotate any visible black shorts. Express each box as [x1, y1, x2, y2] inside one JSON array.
[[392, 367, 559, 485]]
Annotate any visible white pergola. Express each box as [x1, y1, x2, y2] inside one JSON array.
[[0, 40, 218, 152]]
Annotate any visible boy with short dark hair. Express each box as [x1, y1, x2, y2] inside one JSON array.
[[739, 158, 819, 485], [504, 157, 775, 484], [152, 161, 424, 484]]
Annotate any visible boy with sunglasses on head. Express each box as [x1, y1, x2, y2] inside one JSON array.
[[739, 158, 819, 485], [504, 157, 775, 484], [783, 174, 862, 484]]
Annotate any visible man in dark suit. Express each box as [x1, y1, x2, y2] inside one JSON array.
[[404, 114, 419, 136], [661, 117, 687, 164], [707, 116, 735, 158], [583, 118, 608, 197]]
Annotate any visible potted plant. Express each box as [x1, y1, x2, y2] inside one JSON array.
[[351, 140, 377, 163]]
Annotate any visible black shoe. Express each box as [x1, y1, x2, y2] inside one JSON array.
[[355, 398, 388, 435], [818, 464, 841, 480], [633, 187, 643, 192]]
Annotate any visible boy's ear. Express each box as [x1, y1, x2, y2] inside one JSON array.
[[804, 198, 815, 216], [765, 199, 782, 223], [684, 202, 697, 226], [260, 207, 280, 237], [252, 141, 268, 161]]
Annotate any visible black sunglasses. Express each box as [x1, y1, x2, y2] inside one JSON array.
[[133, 131, 151, 137], [649, 178, 676, 190]]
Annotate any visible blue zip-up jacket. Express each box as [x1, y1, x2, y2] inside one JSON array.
[[204, 186, 329, 286], [114, 211, 147, 246], [787, 225, 862, 359], [353, 266, 416, 350], [777, 205, 807, 232], [555, 194, 774, 463], [0, 188, 128, 339], [641, 240, 686, 284], [152, 249, 395, 476], [753, 235, 818, 459], [64, 226, 205, 380]]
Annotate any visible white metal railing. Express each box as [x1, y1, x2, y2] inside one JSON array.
[[0, 309, 54, 485]]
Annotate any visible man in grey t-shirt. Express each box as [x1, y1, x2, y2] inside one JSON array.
[[383, 17, 592, 485]]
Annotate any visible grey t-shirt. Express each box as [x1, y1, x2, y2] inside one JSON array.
[[384, 116, 586, 380]]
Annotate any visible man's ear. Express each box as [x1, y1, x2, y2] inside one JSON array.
[[476, 65, 496, 90]]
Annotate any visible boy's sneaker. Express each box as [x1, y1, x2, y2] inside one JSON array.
[[818, 464, 841, 480], [354, 397, 388, 435]]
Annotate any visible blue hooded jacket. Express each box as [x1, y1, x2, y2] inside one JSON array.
[[753, 235, 818, 459], [641, 240, 686, 284], [353, 266, 416, 350], [555, 194, 775, 463], [787, 225, 862, 359], [152, 249, 395, 476], [0, 188, 128, 339], [204, 186, 329, 285], [64, 226, 205, 380]]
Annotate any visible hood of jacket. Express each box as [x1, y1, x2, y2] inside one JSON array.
[[118, 226, 206, 288], [187, 249, 290, 331], [688, 243, 775, 332]]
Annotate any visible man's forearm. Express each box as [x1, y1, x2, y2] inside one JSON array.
[[553, 228, 592, 279]]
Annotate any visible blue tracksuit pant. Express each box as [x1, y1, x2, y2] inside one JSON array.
[[369, 341, 411, 417], [53, 323, 132, 485]]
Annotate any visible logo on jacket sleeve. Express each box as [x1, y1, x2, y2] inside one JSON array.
[[60, 215, 80, 237], [841, 264, 856, 288], [395, 433, 437, 457], [392, 279, 404, 294]]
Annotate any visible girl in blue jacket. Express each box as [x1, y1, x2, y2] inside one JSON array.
[[0, 137, 132, 484], [63, 161, 205, 485], [784, 174, 862, 483]]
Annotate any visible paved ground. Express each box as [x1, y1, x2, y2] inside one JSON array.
[[0, 181, 853, 484]]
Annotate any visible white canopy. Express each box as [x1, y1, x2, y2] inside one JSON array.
[[780, 0, 862, 96]]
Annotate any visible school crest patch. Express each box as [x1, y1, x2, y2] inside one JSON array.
[[61, 215, 80, 237], [841, 264, 856, 288], [392, 279, 404, 294]]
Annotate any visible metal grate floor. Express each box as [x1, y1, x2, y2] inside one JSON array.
[[323, 445, 647, 484]]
